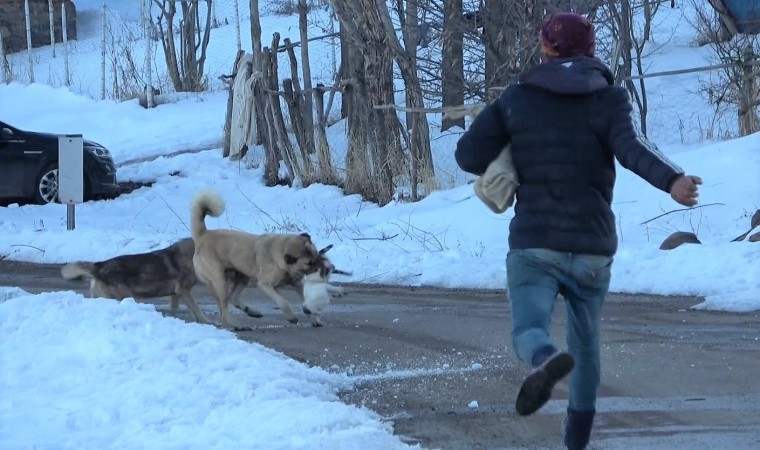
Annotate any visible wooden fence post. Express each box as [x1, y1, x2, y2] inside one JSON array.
[[0, 27, 10, 83], [739, 45, 758, 136]]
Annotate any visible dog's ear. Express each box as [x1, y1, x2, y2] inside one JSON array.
[[318, 244, 333, 255], [284, 254, 298, 265], [300, 232, 311, 240]]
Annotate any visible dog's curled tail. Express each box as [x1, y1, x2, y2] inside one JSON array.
[[61, 262, 95, 280], [191, 190, 225, 241]]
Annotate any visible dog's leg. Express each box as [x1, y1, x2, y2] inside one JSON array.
[[196, 261, 251, 331], [180, 291, 213, 325], [210, 277, 251, 331], [228, 278, 263, 318], [169, 294, 180, 316], [258, 284, 299, 324]]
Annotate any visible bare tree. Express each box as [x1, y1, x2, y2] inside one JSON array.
[[420, 1, 600, 104], [604, 0, 663, 136], [411, 1, 488, 103], [691, 1, 759, 137], [329, 0, 436, 204], [328, 0, 398, 204], [441, 0, 465, 130], [482, 0, 514, 94], [153, 0, 213, 92]]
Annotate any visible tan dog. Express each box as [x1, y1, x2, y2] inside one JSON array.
[[191, 190, 322, 330], [60, 238, 249, 324]]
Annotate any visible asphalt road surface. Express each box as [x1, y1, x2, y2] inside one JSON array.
[[2, 260, 760, 450]]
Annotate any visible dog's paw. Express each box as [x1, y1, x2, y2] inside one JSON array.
[[311, 317, 324, 327], [243, 306, 263, 318], [331, 287, 346, 297], [288, 317, 299, 325]]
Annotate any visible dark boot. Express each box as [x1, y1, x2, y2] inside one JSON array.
[[515, 351, 575, 416], [563, 408, 595, 450]]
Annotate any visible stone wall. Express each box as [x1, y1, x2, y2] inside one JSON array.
[[0, 0, 77, 54]]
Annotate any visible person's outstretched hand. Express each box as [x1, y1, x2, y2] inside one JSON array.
[[670, 175, 702, 207]]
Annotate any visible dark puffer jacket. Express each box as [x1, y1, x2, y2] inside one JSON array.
[[455, 56, 684, 256]]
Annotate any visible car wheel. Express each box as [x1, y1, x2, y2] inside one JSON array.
[[34, 165, 59, 204]]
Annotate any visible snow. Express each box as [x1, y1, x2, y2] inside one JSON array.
[[0, 1, 759, 449], [0, 288, 416, 450]]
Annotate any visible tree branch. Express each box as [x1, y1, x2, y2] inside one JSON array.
[[640, 203, 725, 225]]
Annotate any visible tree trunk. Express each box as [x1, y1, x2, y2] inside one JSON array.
[[402, 0, 419, 131], [367, 50, 396, 205], [180, 1, 200, 91], [739, 45, 759, 136], [260, 47, 283, 185], [265, 34, 301, 183], [442, 0, 464, 131], [249, 0, 262, 63], [249, 0, 266, 145], [298, 0, 316, 155], [610, 0, 649, 136], [343, 66, 372, 200], [482, 0, 512, 95], [314, 85, 339, 184], [329, 0, 438, 203], [339, 21, 351, 120], [153, 0, 212, 92], [153, 1, 181, 90], [284, 39, 311, 165], [372, 0, 435, 192]]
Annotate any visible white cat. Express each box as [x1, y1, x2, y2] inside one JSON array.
[[301, 245, 350, 327]]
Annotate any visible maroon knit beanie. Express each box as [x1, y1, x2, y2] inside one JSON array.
[[540, 12, 596, 58]]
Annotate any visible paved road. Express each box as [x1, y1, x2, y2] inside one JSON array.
[[2, 260, 760, 449]]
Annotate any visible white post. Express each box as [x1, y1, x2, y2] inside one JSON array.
[[0, 30, 9, 84], [24, 0, 34, 83], [62, 3, 70, 86], [234, 0, 241, 52], [48, 0, 56, 57], [101, 1, 106, 99], [58, 135, 84, 230], [143, 0, 154, 108]]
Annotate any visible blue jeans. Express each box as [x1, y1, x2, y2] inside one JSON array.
[[506, 248, 613, 412]]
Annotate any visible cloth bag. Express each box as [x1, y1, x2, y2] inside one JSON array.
[[473, 145, 518, 213]]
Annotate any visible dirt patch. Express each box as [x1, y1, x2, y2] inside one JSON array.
[[114, 180, 154, 196]]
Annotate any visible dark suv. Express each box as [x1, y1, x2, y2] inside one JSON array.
[[0, 120, 119, 204]]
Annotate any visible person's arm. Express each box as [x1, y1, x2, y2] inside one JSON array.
[[605, 88, 701, 206], [455, 94, 511, 175], [606, 88, 685, 192]]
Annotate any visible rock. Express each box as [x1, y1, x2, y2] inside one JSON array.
[[731, 210, 760, 242], [660, 231, 701, 250]]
